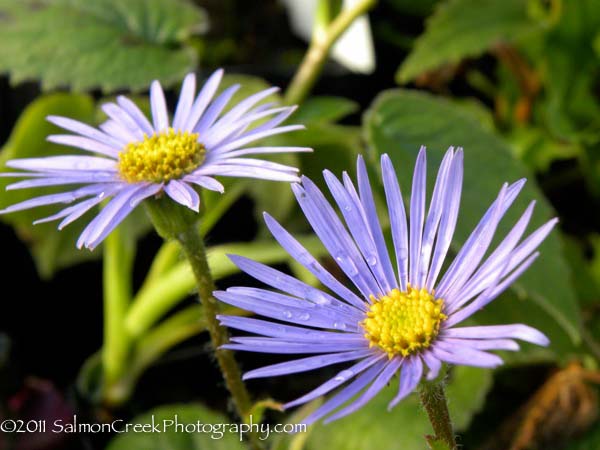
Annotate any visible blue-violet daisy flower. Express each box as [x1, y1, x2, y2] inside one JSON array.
[[0, 70, 309, 249], [215, 147, 557, 424]]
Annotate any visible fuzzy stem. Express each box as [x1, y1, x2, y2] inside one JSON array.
[[418, 380, 457, 450], [284, 0, 377, 105], [144, 196, 259, 449]]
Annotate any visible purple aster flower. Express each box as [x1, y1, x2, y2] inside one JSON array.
[[215, 147, 557, 424], [0, 70, 309, 249]]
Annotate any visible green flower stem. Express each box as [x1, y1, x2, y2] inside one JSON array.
[[102, 226, 134, 406], [418, 380, 457, 450], [143, 197, 253, 428], [284, 0, 377, 105], [125, 235, 324, 338]]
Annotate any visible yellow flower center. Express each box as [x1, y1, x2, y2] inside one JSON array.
[[117, 128, 206, 183], [362, 286, 447, 358]]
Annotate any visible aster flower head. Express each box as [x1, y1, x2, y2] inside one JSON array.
[[0, 70, 309, 249], [215, 147, 557, 424]]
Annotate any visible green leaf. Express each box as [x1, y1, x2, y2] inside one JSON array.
[[0, 0, 207, 92], [293, 96, 359, 124], [364, 89, 582, 348], [106, 404, 246, 450], [396, 0, 545, 83], [0, 93, 97, 278], [305, 366, 491, 450]]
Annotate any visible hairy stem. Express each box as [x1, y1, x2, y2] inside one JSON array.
[[418, 380, 457, 449], [144, 197, 260, 449]]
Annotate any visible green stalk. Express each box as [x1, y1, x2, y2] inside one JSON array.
[[418, 380, 457, 450], [284, 0, 377, 105], [144, 196, 259, 448], [102, 226, 134, 407]]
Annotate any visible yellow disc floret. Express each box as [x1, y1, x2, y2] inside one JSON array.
[[118, 128, 205, 183], [362, 286, 447, 358]]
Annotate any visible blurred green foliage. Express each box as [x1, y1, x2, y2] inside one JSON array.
[[0, 0, 599, 449]]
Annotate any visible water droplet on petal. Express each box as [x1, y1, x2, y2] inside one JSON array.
[[297, 312, 311, 320], [367, 254, 378, 266], [334, 369, 354, 382], [305, 289, 331, 305], [336, 252, 358, 276], [282, 310, 293, 319]]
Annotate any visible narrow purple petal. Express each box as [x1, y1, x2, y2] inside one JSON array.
[[209, 125, 304, 155], [164, 180, 200, 212], [7, 156, 117, 172], [292, 180, 381, 299], [184, 69, 225, 131], [421, 350, 442, 380], [324, 357, 402, 423], [446, 252, 540, 326], [224, 337, 365, 354], [102, 103, 144, 140], [302, 360, 387, 425], [409, 147, 427, 287], [443, 324, 549, 346], [47, 135, 119, 158], [217, 315, 362, 342], [194, 84, 240, 134], [183, 174, 225, 193], [432, 345, 503, 368], [46, 115, 123, 149], [388, 356, 422, 410], [323, 170, 392, 293], [214, 288, 360, 330], [172, 73, 196, 130], [381, 154, 409, 291], [426, 149, 463, 290], [116, 95, 154, 135], [150, 80, 169, 132], [449, 201, 537, 309], [263, 213, 366, 311], [357, 156, 398, 291], [0, 184, 107, 214], [417, 148, 454, 287], [7, 175, 116, 190], [242, 349, 373, 380], [438, 337, 519, 351], [76, 185, 142, 249], [284, 354, 385, 409]]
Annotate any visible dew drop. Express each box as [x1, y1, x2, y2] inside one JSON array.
[[367, 254, 378, 266], [306, 289, 331, 305], [334, 369, 354, 382], [297, 312, 311, 321], [282, 310, 293, 319], [336, 253, 358, 276]]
